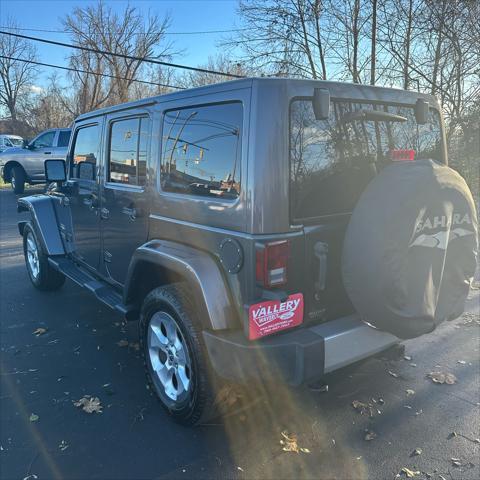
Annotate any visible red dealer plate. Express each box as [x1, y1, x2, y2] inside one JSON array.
[[249, 293, 304, 340]]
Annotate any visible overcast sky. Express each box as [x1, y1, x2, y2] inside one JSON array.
[[0, 0, 239, 88]]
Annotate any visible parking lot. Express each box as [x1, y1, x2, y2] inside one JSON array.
[[0, 187, 479, 480]]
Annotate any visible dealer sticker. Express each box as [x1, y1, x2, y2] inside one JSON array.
[[249, 293, 304, 340]]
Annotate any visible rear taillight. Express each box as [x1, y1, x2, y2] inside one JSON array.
[[391, 149, 415, 161], [256, 240, 290, 288]]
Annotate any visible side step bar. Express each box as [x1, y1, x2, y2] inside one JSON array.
[[48, 257, 132, 316]]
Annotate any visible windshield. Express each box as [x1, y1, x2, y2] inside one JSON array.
[[5, 137, 22, 147], [290, 99, 444, 219]]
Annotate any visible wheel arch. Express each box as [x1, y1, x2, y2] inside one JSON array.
[[125, 240, 239, 331], [2, 160, 27, 182]]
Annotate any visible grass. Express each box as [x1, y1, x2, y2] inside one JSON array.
[[0, 176, 10, 189]]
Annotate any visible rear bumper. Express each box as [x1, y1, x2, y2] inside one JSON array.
[[203, 315, 398, 386]]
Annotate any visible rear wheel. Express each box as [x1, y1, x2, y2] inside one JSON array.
[[11, 165, 25, 194], [23, 224, 65, 291], [140, 285, 217, 425]]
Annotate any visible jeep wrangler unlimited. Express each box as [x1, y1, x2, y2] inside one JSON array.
[[18, 78, 478, 425]]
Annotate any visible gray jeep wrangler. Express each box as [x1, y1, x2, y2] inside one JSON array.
[[18, 78, 478, 425]]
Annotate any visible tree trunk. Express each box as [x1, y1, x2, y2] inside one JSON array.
[[370, 0, 377, 85]]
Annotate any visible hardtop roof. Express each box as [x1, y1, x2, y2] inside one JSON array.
[[74, 77, 440, 122]]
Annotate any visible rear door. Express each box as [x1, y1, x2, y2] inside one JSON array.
[[53, 129, 71, 160], [101, 111, 151, 284], [289, 98, 445, 323]]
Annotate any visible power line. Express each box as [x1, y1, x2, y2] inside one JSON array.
[[0, 25, 247, 36], [0, 30, 244, 78], [0, 55, 185, 90]]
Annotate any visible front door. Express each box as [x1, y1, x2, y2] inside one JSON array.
[[101, 113, 151, 284], [24, 130, 57, 181], [67, 122, 103, 270]]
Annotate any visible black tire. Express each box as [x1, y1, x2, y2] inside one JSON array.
[[23, 223, 66, 291], [11, 165, 26, 194], [139, 284, 217, 425]]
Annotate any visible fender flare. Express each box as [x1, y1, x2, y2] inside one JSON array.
[[124, 240, 237, 330], [17, 195, 65, 256]]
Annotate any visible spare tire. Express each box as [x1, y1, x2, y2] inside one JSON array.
[[342, 159, 478, 339]]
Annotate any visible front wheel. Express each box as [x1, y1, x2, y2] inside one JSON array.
[[23, 224, 65, 291], [11, 165, 26, 194], [140, 285, 216, 425]]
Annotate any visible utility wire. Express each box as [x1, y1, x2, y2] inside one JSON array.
[[0, 25, 248, 35], [0, 55, 186, 90], [0, 30, 245, 78]]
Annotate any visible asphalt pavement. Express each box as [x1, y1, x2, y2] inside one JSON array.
[[0, 187, 479, 480]]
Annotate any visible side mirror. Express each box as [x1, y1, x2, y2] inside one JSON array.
[[313, 88, 330, 120], [22, 139, 30, 149], [415, 99, 429, 125], [45, 159, 66, 183]]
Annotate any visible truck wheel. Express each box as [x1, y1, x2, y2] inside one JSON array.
[[23, 224, 65, 291], [11, 165, 26, 194], [140, 285, 216, 425]]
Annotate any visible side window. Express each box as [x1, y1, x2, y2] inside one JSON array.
[[33, 131, 55, 148], [108, 117, 150, 186], [70, 124, 101, 180], [161, 102, 242, 199], [58, 130, 71, 148]]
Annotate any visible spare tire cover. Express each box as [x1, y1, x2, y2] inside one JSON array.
[[342, 159, 478, 339]]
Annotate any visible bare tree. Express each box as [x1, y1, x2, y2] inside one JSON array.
[[63, 0, 173, 112], [226, 0, 330, 79], [178, 54, 251, 88], [0, 20, 38, 123]]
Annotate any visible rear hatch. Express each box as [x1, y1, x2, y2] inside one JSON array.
[[289, 97, 445, 324]]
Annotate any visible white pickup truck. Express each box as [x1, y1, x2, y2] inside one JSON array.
[[0, 128, 71, 193]]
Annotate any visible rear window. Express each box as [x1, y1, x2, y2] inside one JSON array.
[[290, 99, 443, 220], [160, 102, 242, 199]]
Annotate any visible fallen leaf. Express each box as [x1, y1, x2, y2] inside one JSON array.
[[448, 431, 458, 439], [427, 371, 457, 385], [406, 389, 415, 396], [74, 396, 103, 413], [58, 440, 69, 451], [131, 342, 140, 351], [457, 360, 466, 365], [280, 431, 310, 453], [400, 467, 421, 478], [117, 340, 129, 347], [29, 413, 39, 422], [364, 430, 377, 441], [33, 328, 47, 336], [411, 448, 422, 456], [410, 363, 417, 367], [214, 385, 242, 408], [451, 458, 462, 467], [388, 370, 399, 378], [352, 400, 376, 417], [236, 466, 244, 472], [404, 355, 412, 361]]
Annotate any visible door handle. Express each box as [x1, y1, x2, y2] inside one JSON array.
[[44, 151, 52, 154], [100, 207, 109, 220], [122, 206, 137, 220]]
